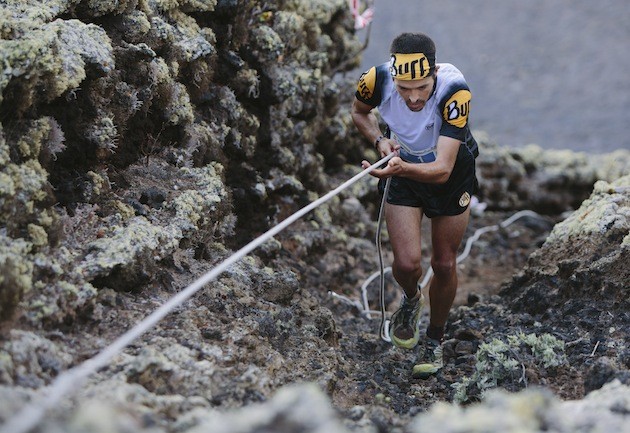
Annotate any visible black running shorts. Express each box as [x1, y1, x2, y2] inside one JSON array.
[[379, 143, 479, 218]]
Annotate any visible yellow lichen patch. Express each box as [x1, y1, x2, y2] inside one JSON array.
[[27, 224, 48, 247], [78, 216, 181, 279], [82, 0, 134, 16], [179, 0, 217, 12], [0, 172, 15, 197], [0, 0, 73, 38], [5, 159, 49, 203], [1, 19, 114, 112], [87, 115, 118, 152], [111, 200, 136, 220], [171, 163, 228, 232], [86, 171, 110, 196], [0, 233, 34, 320], [284, 0, 344, 24], [164, 82, 194, 125], [546, 174, 630, 243], [16, 119, 51, 159]]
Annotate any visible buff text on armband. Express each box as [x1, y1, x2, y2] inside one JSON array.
[[357, 67, 376, 100]]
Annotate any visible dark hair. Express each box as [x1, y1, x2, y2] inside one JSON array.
[[390, 32, 436, 58]]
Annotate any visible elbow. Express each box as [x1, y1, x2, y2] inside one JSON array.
[[350, 110, 359, 125], [350, 109, 361, 127], [435, 167, 453, 184]]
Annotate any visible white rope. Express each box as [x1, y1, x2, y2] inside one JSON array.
[[376, 177, 391, 341], [412, 210, 542, 310], [1, 153, 395, 433]]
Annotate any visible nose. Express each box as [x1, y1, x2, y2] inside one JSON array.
[[408, 89, 422, 102]]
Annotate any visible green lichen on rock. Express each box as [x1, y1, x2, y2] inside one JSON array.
[[0, 0, 74, 38], [249, 25, 285, 64], [272, 11, 306, 54], [518, 144, 594, 177], [1, 18, 114, 113], [23, 279, 98, 326], [163, 82, 194, 125], [452, 332, 567, 404], [171, 163, 231, 234], [15, 118, 51, 159], [116, 10, 152, 43], [593, 149, 630, 181], [412, 379, 630, 433], [14, 244, 100, 326], [0, 158, 52, 239], [81, 0, 134, 17], [546, 174, 630, 243], [0, 234, 33, 321], [172, 33, 215, 63], [178, 0, 217, 12], [77, 216, 181, 280], [476, 137, 630, 212], [142, 0, 185, 13], [86, 114, 118, 151], [284, 0, 346, 24], [0, 329, 73, 387], [0, 119, 60, 242], [27, 224, 48, 247]]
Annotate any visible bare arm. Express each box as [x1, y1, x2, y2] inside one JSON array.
[[360, 135, 460, 184], [351, 97, 399, 156]]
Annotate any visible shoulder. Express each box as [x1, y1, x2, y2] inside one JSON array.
[[436, 64, 472, 129], [355, 62, 391, 106], [436, 63, 470, 96]]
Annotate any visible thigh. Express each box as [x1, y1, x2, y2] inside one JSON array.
[[385, 203, 423, 260], [431, 207, 471, 261]]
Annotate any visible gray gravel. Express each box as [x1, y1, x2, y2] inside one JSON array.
[[354, 0, 630, 153]]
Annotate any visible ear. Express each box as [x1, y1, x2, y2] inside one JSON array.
[[434, 64, 440, 74]]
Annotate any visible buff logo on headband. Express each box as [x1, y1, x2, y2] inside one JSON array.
[[390, 52, 434, 80]]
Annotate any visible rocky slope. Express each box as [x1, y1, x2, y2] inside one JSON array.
[[0, 1, 629, 432]]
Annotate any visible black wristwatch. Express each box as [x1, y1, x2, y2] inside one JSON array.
[[374, 135, 384, 148]]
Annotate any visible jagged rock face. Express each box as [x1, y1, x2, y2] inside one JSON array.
[[1, 1, 630, 433], [0, 0, 364, 322]]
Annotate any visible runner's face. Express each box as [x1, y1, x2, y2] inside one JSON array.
[[394, 75, 435, 111]]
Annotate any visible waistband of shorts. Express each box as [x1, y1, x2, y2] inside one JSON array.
[[400, 147, 437, 163]]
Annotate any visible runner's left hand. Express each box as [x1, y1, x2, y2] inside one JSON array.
[[361, 156, 406, 178]]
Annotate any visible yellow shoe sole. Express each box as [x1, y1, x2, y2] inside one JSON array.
[[412, 363, 440, 379], [391, 328, 420, 349]]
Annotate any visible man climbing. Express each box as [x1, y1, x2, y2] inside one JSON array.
[[351, 32, 479, 377]]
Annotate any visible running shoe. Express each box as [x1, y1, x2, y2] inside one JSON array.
[[389, 293, 424, 349], [412, 338, 444, 379]]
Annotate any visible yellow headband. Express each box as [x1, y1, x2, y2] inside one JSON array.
[[389, 52, 434, 80]]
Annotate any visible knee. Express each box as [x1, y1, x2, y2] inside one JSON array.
[[431, 257, 456, 277], [393, 256, 422, 276]]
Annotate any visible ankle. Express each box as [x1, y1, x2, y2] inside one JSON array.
[[405, 289, 421, 302], [426, 324, 444, 342]]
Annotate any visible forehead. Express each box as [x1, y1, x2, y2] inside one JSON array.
[[394, 76, 433, 89]]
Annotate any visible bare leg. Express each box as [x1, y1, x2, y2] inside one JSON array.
[[428, 207, 471, 329], [385, 203, 423, 300]]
